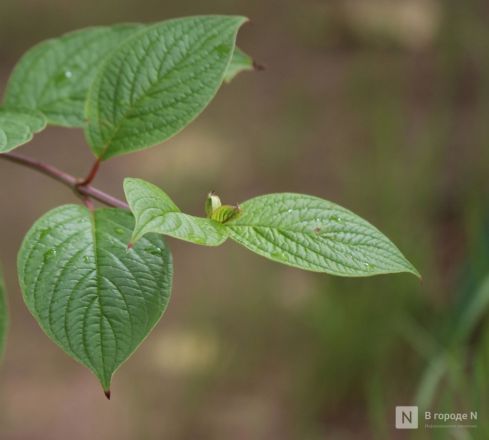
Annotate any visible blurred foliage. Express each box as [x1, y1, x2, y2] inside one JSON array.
[[1, 0, 489, 439]]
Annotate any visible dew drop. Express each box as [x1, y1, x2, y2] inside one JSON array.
[[364, 262, 376, 271], [55, 69, 75, 84], [115, 228, 124, 235], [271, 251, 286, 261], [83, 255, 90, 263], [287, 209, 293, 213], [189, 235, 204, 244], [144, 247, 162, 256]]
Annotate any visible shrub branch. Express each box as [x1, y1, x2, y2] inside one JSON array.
[[0, 152, 128, 209]]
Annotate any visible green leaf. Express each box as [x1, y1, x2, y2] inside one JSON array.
[[0, 269, 8, 361], [125, 181, 417, 277], [85, 15, 247, 160], [224, 47, 254, 83], [226, 193, 420, 277], [124, 178, 228, 246], [3, 25, 141, 127], [17, 204, 173, 393], [0, 108, 47, 153]]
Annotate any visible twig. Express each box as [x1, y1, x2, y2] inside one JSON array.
[[0, 152, 129, 209], [77, 158, 101, 186]]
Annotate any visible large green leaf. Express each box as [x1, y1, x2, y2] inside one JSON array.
[[224, 47, 254, 83], [226, 193, 420, 277], [0, 269, 8, 361], [3, 25, 141, 127], [85, 15, 247, 160], [17, 205, 173, 394], [124, 178, 227, 246], [0, 108, 46, 153]]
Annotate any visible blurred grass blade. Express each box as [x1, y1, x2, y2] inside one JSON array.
[[416, 274, 489, 409], [0, 268, 8, 361], [416, 354, 450, 410], [451, 274, 489, 343]]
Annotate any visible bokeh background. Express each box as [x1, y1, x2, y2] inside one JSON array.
[[1, 0, 489, 438]]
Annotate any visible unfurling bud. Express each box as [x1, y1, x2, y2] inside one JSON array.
[[211, 204, 241, 223], [205, 191, 241, 223], [205, 191, 222, 218]]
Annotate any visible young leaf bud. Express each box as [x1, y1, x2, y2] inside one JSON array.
[[205, 191, 222, 218], [211, 204, 241, 223]]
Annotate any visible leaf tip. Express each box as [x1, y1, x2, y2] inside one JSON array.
[[405, 259, 421, 279], [407, 265, 422, 280], [104, 389, 111, 400], [237, 16, 251, 25]]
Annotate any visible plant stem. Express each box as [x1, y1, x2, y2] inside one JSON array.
[[77, 158, 101, 186], [0, 152, 129, 209]]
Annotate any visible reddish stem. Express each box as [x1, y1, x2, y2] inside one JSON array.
[[82, 195, 96, 211], [78, 158, 101, 186], [0, 152, 129, 209]]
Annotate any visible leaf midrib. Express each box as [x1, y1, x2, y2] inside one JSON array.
[[88, 209, 109, 386], [228, 224, 412, 269]]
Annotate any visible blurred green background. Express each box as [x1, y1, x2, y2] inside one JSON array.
[[1, 0, 489, 438]]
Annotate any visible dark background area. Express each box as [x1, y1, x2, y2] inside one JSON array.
[[1, 0, 489, 438]]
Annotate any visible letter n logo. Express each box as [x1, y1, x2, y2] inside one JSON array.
[[395, 406, 418, 429]]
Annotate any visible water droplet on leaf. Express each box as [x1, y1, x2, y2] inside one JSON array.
[[144, 247, 162, 256], [271, 251, 286, 261], [188, 235, 203, 244], [54, 68, 75, 84]]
